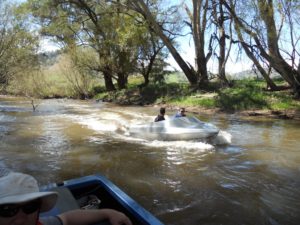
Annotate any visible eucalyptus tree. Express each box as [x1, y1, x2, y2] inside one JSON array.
[[211, 0, 232, 86], [0, 1, 38, 89], [128, 0, 234, 88], [222, 0, 300, 96], [184, 0, 215, 86], [127, 0, 200, 87]]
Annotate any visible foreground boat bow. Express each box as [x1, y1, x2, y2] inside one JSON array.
[[40, 174, 164, 225]]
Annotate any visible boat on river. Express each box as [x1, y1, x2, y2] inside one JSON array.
[[129, 116, 219, 141], [40, 174, 163, 225]]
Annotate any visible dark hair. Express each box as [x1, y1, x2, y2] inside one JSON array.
[[160, 107, 166, 114]]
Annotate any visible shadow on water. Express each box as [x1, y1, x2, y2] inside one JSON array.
[[1, 97, 300, 225]]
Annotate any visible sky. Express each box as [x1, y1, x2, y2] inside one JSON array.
[[166, 36, 252, 74]]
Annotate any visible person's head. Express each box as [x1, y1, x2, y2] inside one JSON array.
[[0, 169, 57, 225], [160, 107, 166, 115], [179, 107, 186, 115]]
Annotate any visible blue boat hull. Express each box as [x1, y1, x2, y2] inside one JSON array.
[[40, 174, 164, 225]]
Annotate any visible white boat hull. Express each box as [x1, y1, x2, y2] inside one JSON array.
[[129, 116, 219, 141]]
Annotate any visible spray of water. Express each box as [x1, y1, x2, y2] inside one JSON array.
[[211, 130, 232, 145], [57, 104, 231, 150]]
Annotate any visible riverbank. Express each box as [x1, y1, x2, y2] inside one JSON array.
[[97, 82, 300, 121], [152, 103, 300, 121], [3, 68, 300, 120], [2, 95, 300, 225]]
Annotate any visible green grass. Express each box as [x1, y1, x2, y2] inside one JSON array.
[[6, 66, 299, 112], [169, 96, 217, 108], [165, 72, 189, 83], [93, 76, 300, 112], [217, 81, 268, 111], [215, 79, 300, 111], [265, 92, 300, 110]]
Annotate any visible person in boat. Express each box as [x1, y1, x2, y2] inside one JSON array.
[[0, 170, 132, 225], [175, 107, 186, 117], [154, 107, 166, 122]]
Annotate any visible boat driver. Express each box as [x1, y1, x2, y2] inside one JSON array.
[[175, 107, 186, 117], [154, 107, 166, 122], [0, 169, 132, 225]]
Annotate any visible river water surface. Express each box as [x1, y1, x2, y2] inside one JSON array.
[[0, 96, 300, 225]]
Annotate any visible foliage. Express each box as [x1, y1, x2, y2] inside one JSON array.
[[58, 52, 97, 99], [217, 81, 268, 111], [0, 1, 39, 89], [22, 0, 171, 91], [94, 74, 300, 112], [216, 79, 300, 111]]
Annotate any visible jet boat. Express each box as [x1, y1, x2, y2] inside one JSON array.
[[129, 116, 219, 141]]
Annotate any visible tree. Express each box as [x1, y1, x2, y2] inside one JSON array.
[[24, 0, 167, 91], [222, 0, 300, 96], [211, 0, 231, 86], [127, 0, 200, 86], [25, 0, 117, 91], [183, 0, 213, 86], [0, 1, 39, 90], [63, 48, 97, 99], [132, 6, 170, 87]]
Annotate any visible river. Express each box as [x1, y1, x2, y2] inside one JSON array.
[[0, 96, 300, 225]]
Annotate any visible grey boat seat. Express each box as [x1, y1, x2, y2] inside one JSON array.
[[40, 186, 111, 225], [51, 186, 80, 212], [40, 186, 79, 217]]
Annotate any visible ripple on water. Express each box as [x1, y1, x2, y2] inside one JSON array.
[[0, 114, 16, 122], [1, 98, 300, 225], [260, 184, 300, 224]]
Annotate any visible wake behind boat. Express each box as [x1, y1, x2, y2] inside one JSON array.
[[129, 116, 219, 141]]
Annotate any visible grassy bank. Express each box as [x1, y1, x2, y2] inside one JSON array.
[[96, 78, 300, 113], [3, 64, 300, 117]]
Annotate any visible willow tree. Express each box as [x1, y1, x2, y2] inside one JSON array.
[[24, 0, 151, 91], [222, 0, 300, 96]]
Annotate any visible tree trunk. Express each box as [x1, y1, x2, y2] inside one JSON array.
[[130, 0, 198, 85], [233, 21, 278, 90], [140, 55, 155, 87], [116, 51, 128, 89], [216, 1, 229, 86], [117, 72, 127, 89], [141, 74, 149, 87], [192, 0, 209, 86], [223, 0, 300, 96], [103, 66, 116, 91], [258, 0, 300, 95]]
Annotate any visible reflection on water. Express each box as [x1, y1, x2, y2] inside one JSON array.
[[1, 97, 300, 225]]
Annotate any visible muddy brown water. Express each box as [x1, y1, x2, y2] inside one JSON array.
[[1, 96, 300, 225]]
